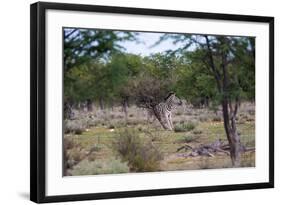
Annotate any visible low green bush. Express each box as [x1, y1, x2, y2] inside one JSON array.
[[212, 115, 222, 122], [174, 122, 196, 132], [107, 124, 115, 129], [193, 130, 203, 135], [177, 135, 199, 144], [113, 129, 163, 172]]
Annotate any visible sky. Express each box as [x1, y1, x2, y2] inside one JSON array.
[[118, 32, 184, 56], [64, 28, 192, 56]]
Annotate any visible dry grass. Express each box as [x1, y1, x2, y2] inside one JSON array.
[[69, 158, 130, 176], [64, 102, 255, 176]]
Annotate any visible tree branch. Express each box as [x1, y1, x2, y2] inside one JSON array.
[[204, 35, 222, 92], [64, 29, 78, 39]]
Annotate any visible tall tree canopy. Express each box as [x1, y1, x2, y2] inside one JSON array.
[[64, 28, 137, 71], [63, 28, 138, 108]]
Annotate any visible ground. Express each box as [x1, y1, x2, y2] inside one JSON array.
[[64, 102, 255, 176]]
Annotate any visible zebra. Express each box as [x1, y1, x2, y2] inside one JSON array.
[[148, 92, 182, 131]]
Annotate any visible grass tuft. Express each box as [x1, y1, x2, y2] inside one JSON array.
[[174, 122, 196, 132]]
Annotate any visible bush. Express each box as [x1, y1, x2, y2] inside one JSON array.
[[69, 158, 130, 176], [193, 130, 203, 135], [64, 137, 75, 150], [177, 135, 199, 144], [174, 122, 196, 132], [113, 129, 163, 172], [63, 137, 85, 173], [199, 115, 208, 122], [107, 124, 115, 129], [64, 120, 86, 134], [127, 119, 142, 126], [238, 113, 254, 123], [212, 115, 222, 122]]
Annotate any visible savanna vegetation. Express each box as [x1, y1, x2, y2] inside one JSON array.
[[63, 28, 255, 176]]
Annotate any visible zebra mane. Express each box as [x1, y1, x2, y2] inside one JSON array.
[[164, 92, 175, 101]]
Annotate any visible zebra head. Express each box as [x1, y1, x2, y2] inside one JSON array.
[[165, 92, 182, 106]]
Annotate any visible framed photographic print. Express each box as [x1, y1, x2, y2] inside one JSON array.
[[30, 1, 274, 203]]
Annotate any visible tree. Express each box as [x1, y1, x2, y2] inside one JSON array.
[[63, 29, 138, 116], [64, 28, 137, 71], [125, 53, 184, 109], [158, 34, 255, 166], [174, 52, 217, 108]]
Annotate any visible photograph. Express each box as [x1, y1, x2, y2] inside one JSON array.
[[63, 28, 256, 176], [30, 2, 274, 202]]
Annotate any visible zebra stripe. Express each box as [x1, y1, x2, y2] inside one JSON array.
[[148, 93, 182, 130]]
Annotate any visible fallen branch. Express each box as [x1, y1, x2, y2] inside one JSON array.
[[177, 139, 255, 158]]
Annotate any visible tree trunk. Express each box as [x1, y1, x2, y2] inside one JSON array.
[[86, 99, 93, 112], [229, 128, 241, 167], [204, 35, 243, 167], [64, 101, 74, 120], [122, 99, 128, 123], [99, 97, 104, 110], [222, 99, 241, 167]]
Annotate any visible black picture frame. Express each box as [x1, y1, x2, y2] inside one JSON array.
[[30, 1, 274, 203]]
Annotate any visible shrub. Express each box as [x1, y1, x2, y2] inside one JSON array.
[[238, 113, 254, 123], [248, 110, 255, 116], [127, 119, 142, 126], [107, 124, 115, 129], [69, 158, 130, 176], [64, 120, 86, 134], [137, 125, 146, 132], [193, 130, 203, 135], [246, 116, 255, 122], [177, 135, 199, 144], [63, 138, 86, 173], [199, 115, 208, 122], [113, 129, 163, 172], [212, 115, 222, 122], [174, 122, 196, 132], [64, 137, 75, 150], [89, 144, 102, 153], [108, 120, 126, 128]]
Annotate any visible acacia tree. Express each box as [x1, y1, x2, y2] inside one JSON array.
[[64, 28, 137, 71], [63, 29, 138, 115], [159, 34, 255, 166]]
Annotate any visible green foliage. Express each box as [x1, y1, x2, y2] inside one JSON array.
[[174, 122, 196, 132], [63, 29, 255, 114], [64, 28, 137, 71], [113, 129, 163, 172], [160, 34, 255, 105], [177, 135, 199, 143], [212, 115, 222, 122]]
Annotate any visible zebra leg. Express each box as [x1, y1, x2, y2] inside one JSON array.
[[155, 114, 169, 130], [168, 113, 174, 129], [165, 113, 173, 131], [160, 117, 169, 130]]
